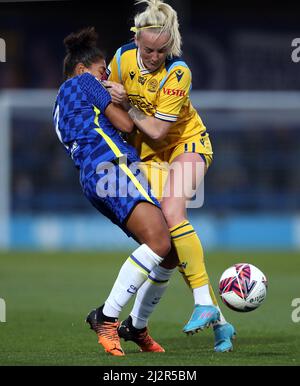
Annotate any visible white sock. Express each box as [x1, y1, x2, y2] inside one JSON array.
[[193, 285, 227, 325], [193, 284, 214, 306], [103, 244, 163, 318], [130, 265, 176, 329], [214, 307, 227, 325]]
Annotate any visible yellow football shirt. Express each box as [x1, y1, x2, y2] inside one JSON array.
[[108, 42, 208, 160]]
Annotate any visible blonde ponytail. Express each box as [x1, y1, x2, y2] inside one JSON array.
[[132, 0, 182, 58]]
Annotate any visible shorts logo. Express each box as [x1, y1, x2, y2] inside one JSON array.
[[147, 79, 159, 93], [129, 71, 136, 80], [179, 262, 188, 270], [163, 88, 186, 97], [138, 76, 147, 85], [175, 70, 184, 82]]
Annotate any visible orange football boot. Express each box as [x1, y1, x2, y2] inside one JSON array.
[[86, 308, 125, 357], [118, 316, 165, 353]]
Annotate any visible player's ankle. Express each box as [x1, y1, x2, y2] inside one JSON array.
[[98, 304, 118, 323], [129, 315, 147, 331]]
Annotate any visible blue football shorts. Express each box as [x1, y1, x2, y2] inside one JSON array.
[[80, 153, 160, 237]]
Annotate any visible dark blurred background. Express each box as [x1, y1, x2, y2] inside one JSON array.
[[1, 0, 300, 250], [1, 0, 300, 90]]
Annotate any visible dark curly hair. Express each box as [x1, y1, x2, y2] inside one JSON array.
[[63, 27, 104, 79]]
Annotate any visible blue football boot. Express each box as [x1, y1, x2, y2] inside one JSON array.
[[213, 322, 236, 352], [183, 305, 220, 334]]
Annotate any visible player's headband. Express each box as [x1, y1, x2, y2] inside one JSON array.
[[130, 25, 163, 33]]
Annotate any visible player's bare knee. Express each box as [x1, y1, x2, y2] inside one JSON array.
[[145, 230, 171, 257], [154, 242, 171, 259], [158, 236, 172, 257]]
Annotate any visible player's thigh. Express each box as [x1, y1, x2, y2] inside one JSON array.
[[170, 152, 207, 199], [126, 201, 171, 257], [160, 152, 206, 226]]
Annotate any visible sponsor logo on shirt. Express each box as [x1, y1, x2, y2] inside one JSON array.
[[163, 88, 186, 97], [128, 95, 155, 115]]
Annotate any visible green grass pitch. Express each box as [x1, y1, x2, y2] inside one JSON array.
[[0, 250, 299, 366]]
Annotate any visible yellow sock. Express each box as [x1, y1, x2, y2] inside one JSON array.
[[171, 220, 220, 307], [170, 220, 209, 289]]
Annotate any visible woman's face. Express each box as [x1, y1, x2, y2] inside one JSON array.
[[136, 30, 171, 72], [87, 59, 107, 80], [75, 58, 107, 80]]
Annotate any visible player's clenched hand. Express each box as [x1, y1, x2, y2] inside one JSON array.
[[103, 81, 128, 105]]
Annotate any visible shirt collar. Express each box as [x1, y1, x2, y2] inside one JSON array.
[[137, 48, 156, 75]]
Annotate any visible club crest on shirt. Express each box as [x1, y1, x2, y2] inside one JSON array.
[[175, 70, 184, 82], [147, 79, 159, 93], [138, 76, 147, 85]]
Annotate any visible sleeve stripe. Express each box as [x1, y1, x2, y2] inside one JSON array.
[[155, 112, 178, 122], [155, 111, 178, 119], [116, 47, 122, 82], [155, 116, 177, 122]]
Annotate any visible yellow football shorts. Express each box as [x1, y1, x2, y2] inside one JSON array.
[[139, 133, 213, 201]]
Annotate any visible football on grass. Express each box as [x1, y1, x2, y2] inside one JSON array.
[[219, 263, 268, 312]]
